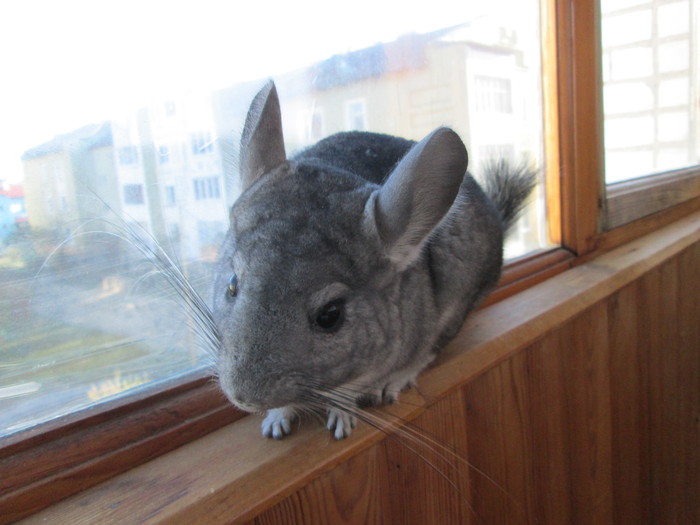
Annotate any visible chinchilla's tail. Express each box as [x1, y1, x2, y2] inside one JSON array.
[[479, 159, 538, 234]]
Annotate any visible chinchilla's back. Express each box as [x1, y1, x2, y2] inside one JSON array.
[[294, 131, 535, 236], [293, 131, 414, 185]]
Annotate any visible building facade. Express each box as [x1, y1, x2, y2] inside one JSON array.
[[21, 123, 119, 237], [111, 92, 230, 261], [21, 19, 548, 263], [271, 21, 546, 256]]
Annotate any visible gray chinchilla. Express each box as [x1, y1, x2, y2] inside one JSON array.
[[213, 81, 536, 440]]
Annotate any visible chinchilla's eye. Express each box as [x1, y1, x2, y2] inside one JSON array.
[[227, 274, 238, 297], [314, 300, 345, 333]]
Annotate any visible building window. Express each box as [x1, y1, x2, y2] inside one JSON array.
[[345, 99, 368, 131], [191, 132, 214, 155], [474, 76, 513, 113], [164, 101, 176, 117], [123, 184, 145, 205], [158, 145, 170, 164], [299, 109, 325, 141], [193, 176, 221, 200], [118, 146, 139, 166], [164, 185, 176, 206]]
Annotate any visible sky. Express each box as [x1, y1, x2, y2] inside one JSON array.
[[0, 0, 533, 183]]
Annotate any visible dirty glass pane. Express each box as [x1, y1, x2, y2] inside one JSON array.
[[0, 0, 547, 437]]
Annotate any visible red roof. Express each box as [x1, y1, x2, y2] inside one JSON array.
[[0, 184, 24, 198]]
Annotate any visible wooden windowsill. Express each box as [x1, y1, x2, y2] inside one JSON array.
[[19, 210, 700, 525]]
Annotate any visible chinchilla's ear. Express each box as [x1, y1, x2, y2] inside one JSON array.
[[240, 80, 287, 190], [365, 127, 467, 268]]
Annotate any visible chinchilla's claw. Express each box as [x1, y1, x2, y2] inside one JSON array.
[[327, 409, 356, 440], [262, 407, 296, 439]]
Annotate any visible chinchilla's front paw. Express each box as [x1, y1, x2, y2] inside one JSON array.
[[262, 406, 297, 439], [326, 408, 357, 440], [382, 376, 418, 404]]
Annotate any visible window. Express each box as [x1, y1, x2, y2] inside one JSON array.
[[118, 145, 139, 166], [193, 176, 220, 200], [3, 0, 546, 448], [158, 145, 170, 164], [599, 0, 700, 229], [3, 1, 699, 520], [207, 176, 220, 199], [345, 99, 367, 131], [164, 185, 176, 206], [191, 132, 214, 155], [299, 108, 325, 141], [601, 0, 699, 183], [123, 183, 145, 204], [474, 76, 513, 114]]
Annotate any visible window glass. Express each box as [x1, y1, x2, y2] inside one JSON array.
[[601, 0, 700, 183], [0, 0, 547, 437], [123, 184, 145, 205]]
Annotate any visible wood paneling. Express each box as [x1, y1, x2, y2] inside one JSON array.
[[608, 283, 651, 524], [381, 392, 473, 525], [252, 444, 390, 525]]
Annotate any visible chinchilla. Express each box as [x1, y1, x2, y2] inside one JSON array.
[[213, 80, 536, 440]]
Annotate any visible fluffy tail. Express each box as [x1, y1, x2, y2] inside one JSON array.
[[479, 159, 537, 234]]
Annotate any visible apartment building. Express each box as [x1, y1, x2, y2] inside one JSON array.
[[21, 122, 118, 235], [111, 93, 229, 261]]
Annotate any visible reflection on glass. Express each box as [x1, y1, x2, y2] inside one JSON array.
[[601, 0, 699, 183], [0, 0, 547, 437]]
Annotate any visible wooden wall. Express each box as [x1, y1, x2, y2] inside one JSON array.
[[249, 242, 700, 525]]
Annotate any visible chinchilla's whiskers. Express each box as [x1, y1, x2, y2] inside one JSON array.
[[91, 191, 220, 350], [295, 403, 326, 426], [300, 389, 479, 519], [31, 217, 110, 288], [300, 380, 531, 523], [301, 385, 466, 478], [112, 221, 220, 358], [37, 212, 221, 359], [327, 380, 425, 409]]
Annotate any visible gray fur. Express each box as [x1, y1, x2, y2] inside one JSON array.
[[212, 82, 536, 439], [239, 80, 286, 190]]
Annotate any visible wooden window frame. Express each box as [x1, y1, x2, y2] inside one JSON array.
[[605, 166, 700, 230], [2, 0, 699, 521]]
